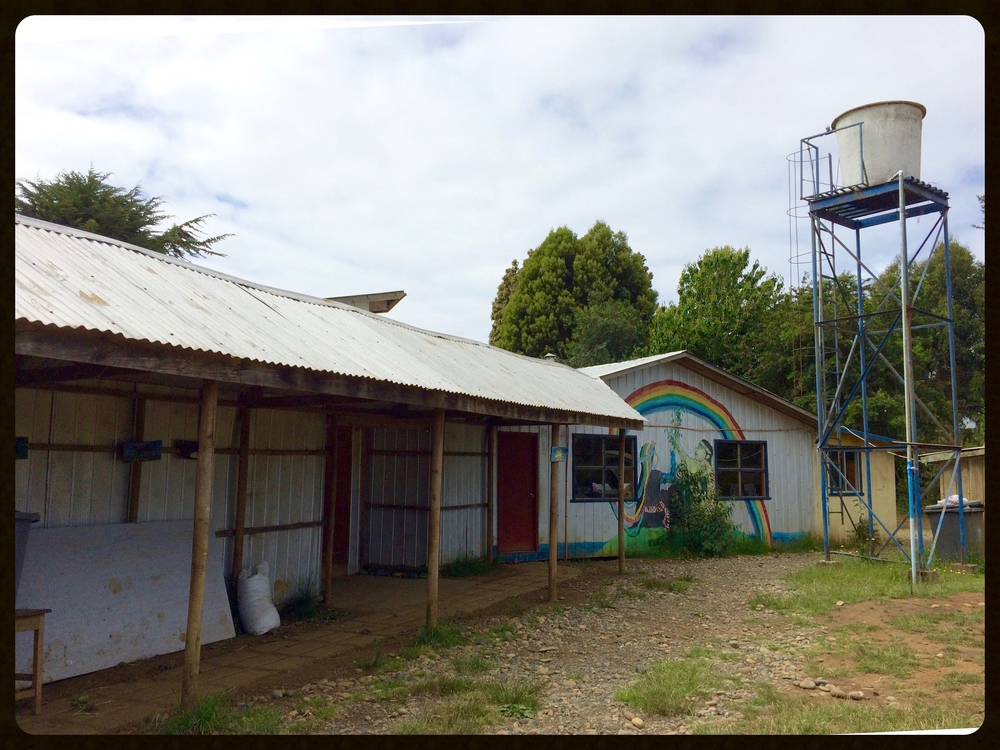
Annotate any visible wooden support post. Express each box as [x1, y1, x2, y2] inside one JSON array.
[[126, 397, 146, 523], [181, 380, 218, 712], [323, 414, 337, 608], [230, 404, 251, 602], [549, 423, 560, 602], [486, 425, 495, 567], [426, 408, 446, 628], [618, 428, 626, 575]]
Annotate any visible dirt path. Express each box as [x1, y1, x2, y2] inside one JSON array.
[[202, 552, 984, 735]]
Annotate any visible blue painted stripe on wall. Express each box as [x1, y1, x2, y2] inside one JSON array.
[[496, 541, 608, 564]]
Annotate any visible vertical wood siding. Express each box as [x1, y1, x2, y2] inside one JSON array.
[[361, 422, 488, 570], [14, 388, 132, 527]]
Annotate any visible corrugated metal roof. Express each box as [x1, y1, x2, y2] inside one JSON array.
[[15, 215, 643, 426], [581, 350, 819, 427]]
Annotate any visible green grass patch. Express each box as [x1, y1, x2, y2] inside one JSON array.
[[452, 654, 493, 675], [486, 623, 517, 641], [392, 677, 541, 735], [414, 622, 467, 649], [696, 683, 982, 734], [934, 671, 984, 690], [853, 641, 921, 678], [772, 535, 823, 553], [731, 533, 772, 556], [616, 659, 726, 716], [889, 610, 984, 648], [481, 677, 542, 716], [148, 694, 283, 735], [747, 558, 985, 617], [409, 675, 474, 697], [356, 650, 404, 673]]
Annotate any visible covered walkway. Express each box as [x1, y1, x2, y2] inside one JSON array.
[[14, 562, 578, 735]]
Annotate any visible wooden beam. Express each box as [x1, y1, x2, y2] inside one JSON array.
[[323, 414, 337, 608], [16, 322, 643, 430], [216, 520, 322, 538], [181, 380, 218, 712], [618, 428, 626, 576], [15, 362, 145, 385], [126, 398, 146, 523], [426, 408, 445, 628], [549, 424, 560, 602], [230, 404, 251, 611], [486, 425, 495, 567]]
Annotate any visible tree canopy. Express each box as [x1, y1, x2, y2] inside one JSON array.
[[646, 246, 784, 384], [490, 221, 657, 364], [15, 167, 231, 258]]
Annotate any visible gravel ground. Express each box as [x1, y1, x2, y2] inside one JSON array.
[[256, 553, 837, 735]]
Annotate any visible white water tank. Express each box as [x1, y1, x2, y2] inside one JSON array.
[[831, 101, 926, 187]]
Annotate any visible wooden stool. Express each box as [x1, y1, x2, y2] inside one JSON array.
[[15, 609, 51, 715]]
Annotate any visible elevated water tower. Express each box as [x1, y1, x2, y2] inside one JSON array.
[[793, 101, 967, 583]]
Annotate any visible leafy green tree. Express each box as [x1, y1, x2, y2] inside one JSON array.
[[973, 194, 984, 230], [15, 167, 231, 258], [489, 260, 520, 345], [492, 221, 657, 361], [646, 246, 784, 385], [564, 294, 651, 368]]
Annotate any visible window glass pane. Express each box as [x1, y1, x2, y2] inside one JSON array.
[[716, 441, 739, 469], [624, 440, 634, 468], [718, 470, 740, 497], [741, 470, 764, 497], [741, 443, 765, 469], [574, 468, 604, 499], [574, 435, 603, 466]]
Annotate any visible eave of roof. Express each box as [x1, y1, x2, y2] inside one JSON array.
[[15, 215, 643, 429]]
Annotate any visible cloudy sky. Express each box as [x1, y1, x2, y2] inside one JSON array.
[[15, 16, 985, 344]]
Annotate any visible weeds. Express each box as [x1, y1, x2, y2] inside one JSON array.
[[746, 558, 984, 617], [149, 694, 283, 735], [414, 623, 467, 649], [853, 641, 921, 678], [452, 655, 493, 675], [934, 671, 984, 690], [71, 694, 96, 714], [696, 683, 982, 734], [616, 659, 725, 716]]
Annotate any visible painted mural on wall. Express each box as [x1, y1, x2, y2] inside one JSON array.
[[601, 379, 772, 554]]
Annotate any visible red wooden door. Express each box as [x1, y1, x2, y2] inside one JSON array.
[[497, 432, 538, 553]]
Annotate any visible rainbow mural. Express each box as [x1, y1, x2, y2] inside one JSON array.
[[618, 379, 772, 547]]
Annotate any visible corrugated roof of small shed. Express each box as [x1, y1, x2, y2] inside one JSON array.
[[15, 215, 643, 426]]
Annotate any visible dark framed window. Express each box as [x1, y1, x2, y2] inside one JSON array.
[[827, 450, 864, 495], [572, 434, 636, 502], [715, 440, 769, 499]]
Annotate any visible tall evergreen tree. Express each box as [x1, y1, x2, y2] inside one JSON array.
[[16, 167, 231, 258], [492, 221, 657, 361]]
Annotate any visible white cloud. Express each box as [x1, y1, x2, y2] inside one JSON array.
[[16, 16, 985, 342]]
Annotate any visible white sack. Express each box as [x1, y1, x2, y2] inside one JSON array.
[[237, 561, 281, 635]]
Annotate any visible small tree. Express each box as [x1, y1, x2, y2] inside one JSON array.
[[15, 167, 231, 258], [667, 464, 736, 558]]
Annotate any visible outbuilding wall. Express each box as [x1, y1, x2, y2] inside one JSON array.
[[14, 382, 327, 605]]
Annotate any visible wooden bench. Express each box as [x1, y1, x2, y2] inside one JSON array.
[[15, 609, 51, 715]]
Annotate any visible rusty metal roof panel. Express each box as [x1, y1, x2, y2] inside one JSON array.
[[15, 215, 643, 425]]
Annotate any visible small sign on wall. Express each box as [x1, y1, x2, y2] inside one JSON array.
[[119, 440, 163, 463], [551, 446, 568, 462]]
